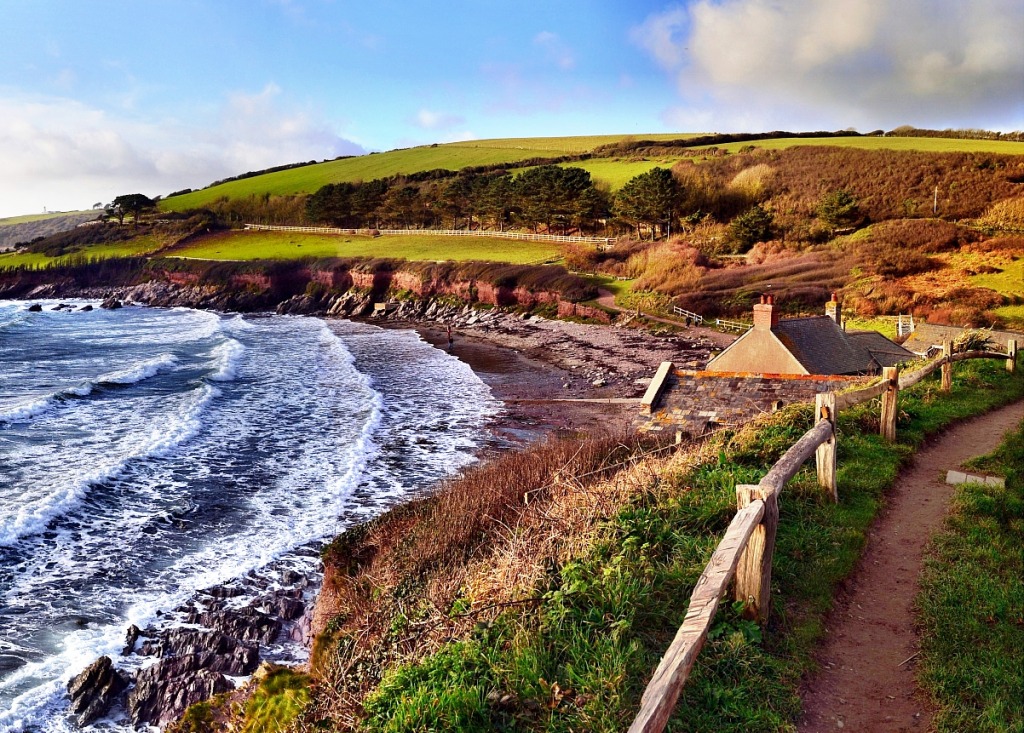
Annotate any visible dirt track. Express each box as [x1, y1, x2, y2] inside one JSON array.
[[798, 400, 1024, 732]]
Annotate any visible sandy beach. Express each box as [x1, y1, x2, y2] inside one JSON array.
[[375, 309, 732, 443]]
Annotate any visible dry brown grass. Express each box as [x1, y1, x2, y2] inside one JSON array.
[[302, 432, 694, 726]]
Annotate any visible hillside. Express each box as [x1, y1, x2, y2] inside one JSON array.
[[159, 133, 1024, 213], [0, 211, 97, 251]]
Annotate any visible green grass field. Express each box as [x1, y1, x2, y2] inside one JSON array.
[[560, 158, 684, 190], [160, 135, 1024, 214], [0, 211, 91, 227], [0, 236, 167, 269], [169, 230, 562, 263], [700, 136, 1024, 155], [970, 257, 1024, 295], [448, 133, 696, 153]]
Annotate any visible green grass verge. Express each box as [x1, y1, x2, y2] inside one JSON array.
[[916, 416, 1024, 733], [993, 304, 1024, 330], [169, 231, 562, 264], [971, 257, 1024, 296], [242, 667, 311, 733], [0, 235, 167, 269], [356, 360, 1024, 732], [699, 137, 1024, 155], [844, 316, 899, 340]]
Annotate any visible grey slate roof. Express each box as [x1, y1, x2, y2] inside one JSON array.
[[901, 323, 1023, 355], [847, 331, 917, 368], [773, 316, 871, 375]]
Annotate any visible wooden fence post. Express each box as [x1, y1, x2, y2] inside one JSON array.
[[735, 484, 778, 624], [880, 366, 900, 442], [815, 392, 838, 502], [941, 340, 953, 391], [1008, 339, 1017, 373]]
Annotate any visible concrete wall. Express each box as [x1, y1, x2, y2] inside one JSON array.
[[638, 369, 859, 436]]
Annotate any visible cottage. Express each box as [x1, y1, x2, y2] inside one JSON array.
[[705, 294, 914, 376]]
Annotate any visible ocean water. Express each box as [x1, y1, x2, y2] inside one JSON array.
[[0, 300, 499, 731]]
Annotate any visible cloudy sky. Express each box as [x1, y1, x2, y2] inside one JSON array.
[[1, 0, 1022, 217]]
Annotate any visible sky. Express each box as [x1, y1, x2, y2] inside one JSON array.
[[0, 0, 1022, 218]]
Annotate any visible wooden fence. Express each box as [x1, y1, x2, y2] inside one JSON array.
[[242, 223, 613, 245], [628, 339, 1018, 733]]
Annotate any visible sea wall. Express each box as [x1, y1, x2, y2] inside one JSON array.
[[639, 369, 860, 436]]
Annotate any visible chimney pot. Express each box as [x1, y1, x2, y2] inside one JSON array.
[[753, 294, 780, 329]]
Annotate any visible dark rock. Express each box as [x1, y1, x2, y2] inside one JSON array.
[[27, 303, 42, 312], [66, 656, 129, 727], [126, 662, 232, 727], [99, 297, 122, 310], [79, 304, 94, 312], [200, 584, 244, 599], [123, 624, 141, 656], [187, 606, 282, 645], [136, 627, 259, 674]]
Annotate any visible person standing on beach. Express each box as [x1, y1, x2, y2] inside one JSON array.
[[447, 325, 454, 351]]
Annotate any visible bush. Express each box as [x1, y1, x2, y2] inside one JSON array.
[[725, 205, 774, 254]]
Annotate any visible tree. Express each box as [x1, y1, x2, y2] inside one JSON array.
[[817, 189, 859, 230], [514, 165, 597, 233], [726, 204, 774, 253], [615, 167, 683, 239], [106, 194, 155, 228]]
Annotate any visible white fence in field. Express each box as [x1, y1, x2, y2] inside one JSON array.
[[243, 224, 614, 245]]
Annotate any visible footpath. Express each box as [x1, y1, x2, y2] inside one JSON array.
[[798, 400, 1024, 732]]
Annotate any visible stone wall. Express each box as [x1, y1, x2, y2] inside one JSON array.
[[639, 369, 861, 436]]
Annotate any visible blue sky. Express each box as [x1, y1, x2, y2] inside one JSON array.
[[1, 0, 1022, 217]]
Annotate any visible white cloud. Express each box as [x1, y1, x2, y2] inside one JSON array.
[[633, 0, 1024, 132], [533, 31, 575, 71], [0, 86, 365, 217], [411, 108, 466, 130]]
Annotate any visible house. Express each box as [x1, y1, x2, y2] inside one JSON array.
[[705, 294, 915, 376], [901, 322, 1023, 356]]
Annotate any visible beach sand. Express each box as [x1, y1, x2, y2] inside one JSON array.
[[376, 310, 730, 444]]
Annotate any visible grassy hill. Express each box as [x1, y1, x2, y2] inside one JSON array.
[[160, 134, 698, 212], [159, 134, 1024, 214], [0, 211, 97, 251]]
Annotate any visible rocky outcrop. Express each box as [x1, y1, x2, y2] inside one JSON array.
[[126, 663, 232, 727], [66, 656, 129, 727], [99, 297, 122, 310], [66, 572, 312, 729]]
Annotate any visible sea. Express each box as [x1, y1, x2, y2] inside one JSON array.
[[0, 299, 500, 731]]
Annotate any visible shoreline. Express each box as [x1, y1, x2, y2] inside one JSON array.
[[5, 296, 728, 728]]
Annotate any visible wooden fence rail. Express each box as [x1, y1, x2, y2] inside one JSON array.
[[242, 223, 613, 244], [629, 342, 1017, 733]]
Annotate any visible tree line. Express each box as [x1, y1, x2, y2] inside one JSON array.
[[304, 165, 701, 239]]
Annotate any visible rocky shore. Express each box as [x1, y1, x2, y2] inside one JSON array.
[[67, 567, 313, 728], [15, 281, 731, 729]]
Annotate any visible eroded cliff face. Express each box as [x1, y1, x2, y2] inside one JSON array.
[[2, 261, 601, 320]]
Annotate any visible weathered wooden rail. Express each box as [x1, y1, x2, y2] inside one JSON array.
[[629, 340, 1018, 733], [242, 223, 613, 244]]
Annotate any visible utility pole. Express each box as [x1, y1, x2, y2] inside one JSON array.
[[933, 185, 938, 215]]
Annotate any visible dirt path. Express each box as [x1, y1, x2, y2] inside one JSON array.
[[798, 400, 1024, 732], [594, 289, 737, 349]]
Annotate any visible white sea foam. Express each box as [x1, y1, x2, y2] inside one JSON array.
[[0, 384, 218, 547], [98, 352, 178, 385], [0, 311, 497, 731], [0, 353, 177, 425], [208, 338, 245, 381]]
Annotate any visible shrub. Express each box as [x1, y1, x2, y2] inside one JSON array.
[[725, 205, 774, 254]]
